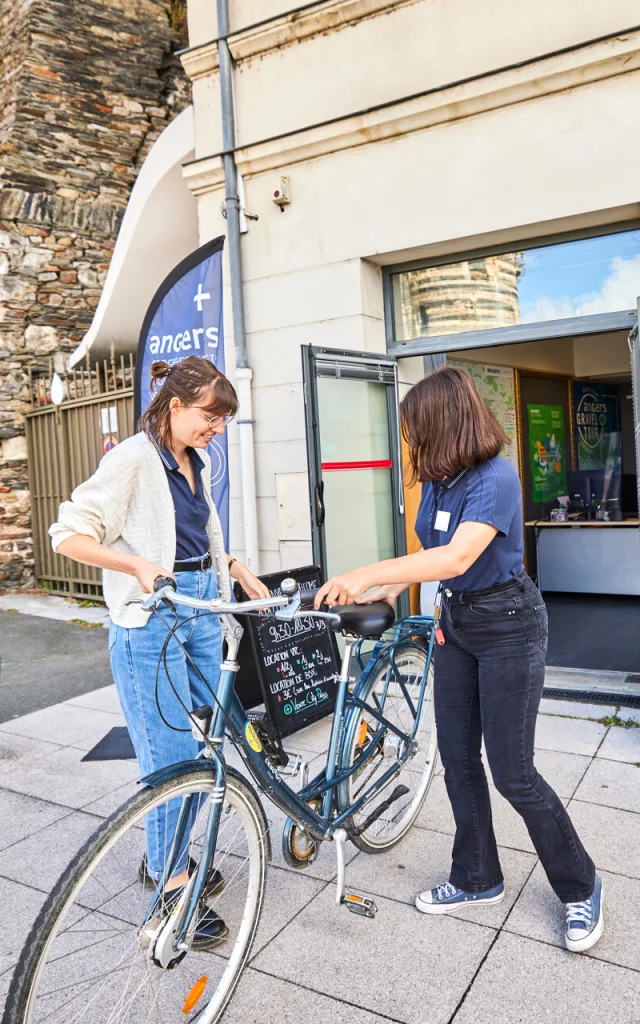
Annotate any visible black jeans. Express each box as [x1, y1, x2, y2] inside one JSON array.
[[434, 571, 595, 903]]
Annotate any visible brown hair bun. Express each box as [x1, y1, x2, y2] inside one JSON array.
[[149, 361, 171, 387]]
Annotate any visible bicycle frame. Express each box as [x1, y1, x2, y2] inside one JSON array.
[[142, 604, 434, 946]]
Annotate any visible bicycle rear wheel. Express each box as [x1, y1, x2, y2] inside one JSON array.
[[340, 639, 437, 853], [5, 767, 268, 1024]]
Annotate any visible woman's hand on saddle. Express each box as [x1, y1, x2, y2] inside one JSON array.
[[355, 583, 409, 606], [314, 568, 377, 608], [230, 561, 270, 600]]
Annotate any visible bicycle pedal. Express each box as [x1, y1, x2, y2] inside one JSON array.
[[343, 891, 378, 919]]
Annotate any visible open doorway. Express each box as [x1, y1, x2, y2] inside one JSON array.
[[446, 330, 639, 677]]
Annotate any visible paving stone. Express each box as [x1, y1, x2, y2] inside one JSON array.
[[252, 865, 328, 955], [574, 758, 640, 814], [505, 863, 640, 973], [525, 747, 591, 799], [0, 788, 72, 851], [65, 684, 122, 715], [567, 800, 640, 879], [597, 726, 640, 765], [0, 731, 62, 777], [253, 885, 495, 1023], [0, 876, 47, 979], [225, 966, 392, 1023], [534, 715, 608, 757], [81, 779, 141, 818], [0, 703, 125, 747], [539, 699, 617, 720], [0, 745, 140, 810], [0, 810, 104, 891], [453, 931, 640, 1023], [345, 826, 535, 929]]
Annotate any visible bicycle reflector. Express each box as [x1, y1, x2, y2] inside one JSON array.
[[182, 976, 208, 1014]]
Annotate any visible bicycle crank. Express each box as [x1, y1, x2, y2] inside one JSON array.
[[334, 828, 378, 918]]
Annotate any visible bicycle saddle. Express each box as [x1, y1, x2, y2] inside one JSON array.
[[327, 601, 395, 638]]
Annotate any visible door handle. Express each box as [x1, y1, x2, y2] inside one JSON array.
[[314, 481, 325, 526]]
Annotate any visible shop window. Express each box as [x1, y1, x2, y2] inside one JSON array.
[[391, 228, 640, 343]]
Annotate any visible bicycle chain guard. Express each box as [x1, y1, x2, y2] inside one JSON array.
[[282, 798, 321, 868]]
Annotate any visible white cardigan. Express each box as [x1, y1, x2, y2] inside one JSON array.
[[49, 432, 231, 628]]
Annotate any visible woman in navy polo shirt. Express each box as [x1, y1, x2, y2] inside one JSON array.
[[315, 366, 603, 954]]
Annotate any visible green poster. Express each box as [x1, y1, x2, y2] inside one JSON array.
[[527, 404, 567, 503]]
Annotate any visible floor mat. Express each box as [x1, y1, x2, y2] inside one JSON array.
[[82, 726, 135, 761], [545, 593, 640, 673]]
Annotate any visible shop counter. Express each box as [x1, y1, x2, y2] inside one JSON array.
[[526, 520, 640, 596]]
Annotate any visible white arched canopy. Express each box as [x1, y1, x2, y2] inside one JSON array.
[[70, 106, 198, 367]]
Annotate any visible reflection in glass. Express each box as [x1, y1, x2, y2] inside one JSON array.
[[392, 228, 640, 342]]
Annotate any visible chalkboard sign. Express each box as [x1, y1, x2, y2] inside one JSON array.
[[234, 565, 340, 739]]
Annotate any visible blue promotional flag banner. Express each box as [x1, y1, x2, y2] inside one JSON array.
[[134, 236, 230, 544]]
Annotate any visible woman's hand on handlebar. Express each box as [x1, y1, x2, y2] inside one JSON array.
[[130, 557, 175, 595]]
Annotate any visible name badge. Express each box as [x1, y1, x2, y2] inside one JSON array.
[[434, 510, 451, 532]]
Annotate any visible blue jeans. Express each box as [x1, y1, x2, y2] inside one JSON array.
[[434, 572, 595, 903], [109, 569, 223, 879]]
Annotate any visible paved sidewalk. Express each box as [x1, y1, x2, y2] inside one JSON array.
[[0, 689, 639, 1022]]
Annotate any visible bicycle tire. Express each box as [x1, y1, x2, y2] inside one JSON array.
[[338, 639, 437, 853], [5, 766, 269, 1024]]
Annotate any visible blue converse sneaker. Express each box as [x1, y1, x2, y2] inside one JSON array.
[[415, 880, 504, 915], [565, 875, 604, 953]]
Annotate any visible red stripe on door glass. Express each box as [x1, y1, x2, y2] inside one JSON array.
[[321, 460, 393, 471]]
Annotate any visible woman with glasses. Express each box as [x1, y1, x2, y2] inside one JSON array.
[[49, 356, 268, 948]]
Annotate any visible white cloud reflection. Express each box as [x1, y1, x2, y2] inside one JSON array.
[[520, 254, 640, 324]]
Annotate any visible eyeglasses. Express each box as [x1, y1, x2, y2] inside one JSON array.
[[186, 404, 234, 428]]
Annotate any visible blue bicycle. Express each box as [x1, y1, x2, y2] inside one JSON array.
[[6, 579, 437, 1024]]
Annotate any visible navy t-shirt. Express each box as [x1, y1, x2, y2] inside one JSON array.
[[151, 436, 210, 561], [414, 455, 524, 592]]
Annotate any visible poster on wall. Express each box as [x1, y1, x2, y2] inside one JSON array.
[[448, 360, 519, 473], [527, 404, 567, 503], [572, 381, 621, 472]]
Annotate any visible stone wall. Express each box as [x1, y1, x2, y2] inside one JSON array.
[[0, 0, 190, 590]]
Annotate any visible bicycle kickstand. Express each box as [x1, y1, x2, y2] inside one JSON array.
[[334, 828, 378, 919]]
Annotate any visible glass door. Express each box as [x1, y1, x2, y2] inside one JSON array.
[[631, 305, 640, 518], [302, 347, 408, 615]]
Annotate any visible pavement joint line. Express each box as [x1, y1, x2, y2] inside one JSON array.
[[249, 876, 334, 961], [0, 782, 106, 819], [448, 853, 541, 1022], [569, 795, 640, 818], [498, 922, 640, 977], [592, 723, 612, 758], [247, 963, 409, 1023]]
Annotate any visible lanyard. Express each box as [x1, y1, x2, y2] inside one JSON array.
[[433, 583, 446, 646]]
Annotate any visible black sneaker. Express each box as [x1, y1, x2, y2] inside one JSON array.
[[138, 854, 224, 900], [162, 885, 229, 950]]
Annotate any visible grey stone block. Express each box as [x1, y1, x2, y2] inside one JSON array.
[[81, 780, 141, 818], [0, 810, 103, 891], [534, 715, 608, 757], [0, 877, 47, 980], [0, 732, 62, 777], [252, 864, 327, 955], [539, 699, 616, 720], [65, 685, 123, 715], [0, 789, 72, 851], [0, 745, 140, 810], [574, 758, 640, 814], [0, 703, 125, 747], [597, 726, 640, 765], [253, 885, 495, 1023], [345, 825, 535, 929], [566, 800, 640, 879], [530, 747, 592, 799], [225, 966, 393, 1023], [506, 863, 640, 972], [454, 931, 640, 1023]]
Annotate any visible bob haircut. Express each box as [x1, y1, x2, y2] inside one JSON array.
[[400, 365, 510, 485], [139, 356, 238, 447]]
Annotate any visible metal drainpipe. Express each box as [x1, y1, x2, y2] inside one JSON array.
[[216, 0, 260, 573]]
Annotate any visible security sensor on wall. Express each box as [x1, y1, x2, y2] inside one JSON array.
[[272, 175, 290, 210]]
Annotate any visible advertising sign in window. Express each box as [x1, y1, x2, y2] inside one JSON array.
[[527, 404, 567, 503]]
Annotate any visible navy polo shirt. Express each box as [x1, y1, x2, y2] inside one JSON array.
[[152, 437, 210, 562], [414, 455, 524, 592]]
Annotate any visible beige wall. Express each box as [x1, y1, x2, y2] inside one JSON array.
[[457, 333, 631, 378], [183, 0, 640, 569]]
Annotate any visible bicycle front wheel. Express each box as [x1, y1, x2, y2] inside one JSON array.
[[340, 639, 437, 853], [5, 767, 268, 1024]]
